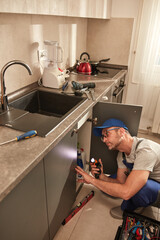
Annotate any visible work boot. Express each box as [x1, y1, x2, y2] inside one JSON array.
[[110, 206, 145, 219], [134, 207, 145, 214], [110, 206, 123, 219]]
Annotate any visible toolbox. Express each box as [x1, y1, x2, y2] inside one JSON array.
[[114, 210, 160, 240]]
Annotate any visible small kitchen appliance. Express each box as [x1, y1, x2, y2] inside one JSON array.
[[42, 40, 66, 89]]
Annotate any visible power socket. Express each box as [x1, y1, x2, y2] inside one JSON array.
[[37, 50, 47, 61]]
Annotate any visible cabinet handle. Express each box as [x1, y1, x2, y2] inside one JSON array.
[[71, 128, 78, 137], [87, 117, 98, 125]]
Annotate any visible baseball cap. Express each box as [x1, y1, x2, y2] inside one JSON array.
[[93, 118, 128, 136]]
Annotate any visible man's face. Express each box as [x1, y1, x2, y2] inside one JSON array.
[[101, 127, 122, 150]]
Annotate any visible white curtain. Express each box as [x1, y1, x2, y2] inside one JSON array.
[[132, 0, 160, 133]]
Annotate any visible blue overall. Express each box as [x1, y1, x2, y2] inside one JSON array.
[[121, 153, 160, 211]]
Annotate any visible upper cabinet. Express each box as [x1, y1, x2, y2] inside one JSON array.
[[0, 0, 112, 19], [67, 0, 112, 19]]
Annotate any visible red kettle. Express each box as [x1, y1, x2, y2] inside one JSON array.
[[77, 52, 92, 75]]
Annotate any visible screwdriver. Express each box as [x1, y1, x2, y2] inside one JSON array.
[[0, 130, 37, 146]]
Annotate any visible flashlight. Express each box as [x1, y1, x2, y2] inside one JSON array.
[[90, 158, 101, 179]]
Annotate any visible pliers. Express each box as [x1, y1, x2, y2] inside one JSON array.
[[79, 88, 91, 99]]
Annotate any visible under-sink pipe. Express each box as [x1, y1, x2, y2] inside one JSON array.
[[0, 60, 32, 111]]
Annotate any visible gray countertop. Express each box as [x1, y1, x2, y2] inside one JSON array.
[[0, 69, 127, 203]]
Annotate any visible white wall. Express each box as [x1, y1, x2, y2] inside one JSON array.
[[87, 0, 141, 65]]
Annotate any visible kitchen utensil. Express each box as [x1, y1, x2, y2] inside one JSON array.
[[42, 40, 65, 88], [0, 130, 37, 146], [76, 52, 110, 75], [77, 52, 92, 75], [89, 58, 110, 66], [90, 58, 110, 74]]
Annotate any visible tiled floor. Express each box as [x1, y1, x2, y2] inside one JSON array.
[[53, 132, 160, 240]]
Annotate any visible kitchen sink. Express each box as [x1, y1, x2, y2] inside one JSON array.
[[0, 89, 86, 137], [10, 89, 84, 118]]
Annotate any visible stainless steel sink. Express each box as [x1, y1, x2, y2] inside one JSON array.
[[0, 89, 86, 137]]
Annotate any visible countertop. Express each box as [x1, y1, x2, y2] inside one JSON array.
[[0, 69, 127, 203]]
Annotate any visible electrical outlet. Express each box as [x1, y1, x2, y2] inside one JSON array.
[[37, 50, 47, 61]]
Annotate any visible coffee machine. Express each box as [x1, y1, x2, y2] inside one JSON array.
[[42, 40, 66, 89]]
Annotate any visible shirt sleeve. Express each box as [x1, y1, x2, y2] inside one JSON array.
[[133, 148, 157, 172]]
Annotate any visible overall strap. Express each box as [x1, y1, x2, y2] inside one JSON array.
[[122, 139, 144, 174], [122, 153, 133, 170]]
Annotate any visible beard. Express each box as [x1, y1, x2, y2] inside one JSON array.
[[106, 136, 123, 151]]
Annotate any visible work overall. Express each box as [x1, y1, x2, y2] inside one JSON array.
[[121, 152, 160, 211]]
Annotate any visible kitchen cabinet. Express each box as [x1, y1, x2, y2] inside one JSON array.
[[0, 161, 49, 240], [90, 102, 142, 174], [0, 0, 112, 19], [44, 126, 77, 239], [67, 0, 112, 19], [0, 126, 78, 240]]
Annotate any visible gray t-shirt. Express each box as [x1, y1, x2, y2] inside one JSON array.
[[117, 137, 160, 182]]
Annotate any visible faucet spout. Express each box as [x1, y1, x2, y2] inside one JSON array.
[[1, 60, 32, 111]]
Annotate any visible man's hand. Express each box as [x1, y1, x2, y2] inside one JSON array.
[[75, 166, 94, 184]]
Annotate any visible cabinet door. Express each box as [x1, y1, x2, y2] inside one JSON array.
[[0, 161, 49, 240], [44, 126, 77, 239], [0, 0, 111, 19], [90, 102, 142, 174]]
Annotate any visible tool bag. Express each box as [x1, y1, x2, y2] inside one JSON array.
[[114, 210, 160, 240]]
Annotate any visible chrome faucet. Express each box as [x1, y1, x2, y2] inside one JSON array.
[[1, 60, 32, 111]]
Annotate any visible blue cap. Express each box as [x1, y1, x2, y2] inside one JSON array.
[[93, 118, 128, 136]]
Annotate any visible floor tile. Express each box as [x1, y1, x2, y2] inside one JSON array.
[[54, 185, 123, 240], [142, 206, 158, 220]]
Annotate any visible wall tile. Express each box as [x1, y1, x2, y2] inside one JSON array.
[[87, 18, 134, 65], [0, 13, 87, 94]]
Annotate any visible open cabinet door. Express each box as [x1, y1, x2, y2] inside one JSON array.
[[90, 102, 142, 174]]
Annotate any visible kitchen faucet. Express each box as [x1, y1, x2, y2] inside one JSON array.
[[0, 60, 32, 111]]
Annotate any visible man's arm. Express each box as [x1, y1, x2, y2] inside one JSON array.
[[99, 167, 128, 184], [75, 166, 150, 200], [91, 158, 127, 184]]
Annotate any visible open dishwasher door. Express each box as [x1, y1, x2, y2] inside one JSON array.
[[90, 102, 142, 174]]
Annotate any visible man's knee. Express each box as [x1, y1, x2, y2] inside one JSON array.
[[132, 180, 160, 207]]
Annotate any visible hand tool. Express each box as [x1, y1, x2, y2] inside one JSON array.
[[0, 130, 37, 146], [80, 87, 91, 99], [89, 88, 96, 101], [62, 190, 94, 225], [72, 81, 95, 90], [62, 81, 68, 91], [61, 91, 83, 96]]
